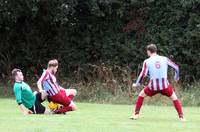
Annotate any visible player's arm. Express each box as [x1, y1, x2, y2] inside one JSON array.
[[14, 86, 33, 115], [133, 61, 148, 88], [37, 70, 48, 92], [167, 58, 179, 81], [37, 80, 43, 92], [18, 104, 33, 115]]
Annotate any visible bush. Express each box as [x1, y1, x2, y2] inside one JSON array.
[[0, 0, 200, 82]]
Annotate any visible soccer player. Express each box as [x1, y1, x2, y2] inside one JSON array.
[[12, 68, 52, 115], [37, 59, 77, 114], [130, 44, 185, 121]]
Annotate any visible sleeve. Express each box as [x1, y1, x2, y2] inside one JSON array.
[[37, 70, 49, 84], [136, 61, 148, 86], [13, 85, 22, 105], [167, 58, 179, 80]]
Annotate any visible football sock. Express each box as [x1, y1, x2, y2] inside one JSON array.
[[55, 106, 72, 114], [173, 99, 184, 118], [134, 96, 144, 115]]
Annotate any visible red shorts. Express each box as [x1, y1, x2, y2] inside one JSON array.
[[144, 84, 174, 97], [50, 89, 71, 106]]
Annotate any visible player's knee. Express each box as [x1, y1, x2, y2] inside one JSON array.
[[71, 89, 77, 96], [170, 92, 178, 100], [71, 105, 77, 111], [139, 90, 146, 97]]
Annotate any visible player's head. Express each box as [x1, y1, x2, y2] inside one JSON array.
[[47, 59, 58, 75], [12, 68, 24, 82], [147, 44, 157, 56]]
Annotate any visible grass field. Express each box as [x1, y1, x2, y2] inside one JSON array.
[[0, 99, 199, 132]]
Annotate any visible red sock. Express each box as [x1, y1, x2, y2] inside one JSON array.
[[134, 96, 144, 115], [56, 106, 72, 114], [173, 100, 183, 118]]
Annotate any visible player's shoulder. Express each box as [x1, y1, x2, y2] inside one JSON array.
[[43, 69, 50, 75], [159, 55, 168, 60], [13, 82, 22, 91], [142, 58, 149, 66], [40, 69, 50, 78], [145, 55, 167, 63], [144, 57, 150, 62], [22, 82, 30, 87], [144, 57, 151, 63], [13, 82, 21, 87], [159, 55, 167, 58]]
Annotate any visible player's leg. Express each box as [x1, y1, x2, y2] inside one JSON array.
[[57, 99, 78, 114], [170, 92, 185, 121], [162, 85, 185, 121], [63, 89, 78, 112], [129, 89, 146, 120], [33, 90, 48, 102], [134, 89, 147, 113], [130, 86, 156, 120], [54, 102, 75, 114], [44, 109, 53, 114], [51, 92, 75, 114], [41, 90, 48, 101], [69, 101, 77, 111], [60, 88, 77, 110], [34, 92, 53, 114], [65, 89, 77, 100], [36, 103, 53, 114]]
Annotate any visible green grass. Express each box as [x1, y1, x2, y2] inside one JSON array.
[[0, 99, 199, 132]]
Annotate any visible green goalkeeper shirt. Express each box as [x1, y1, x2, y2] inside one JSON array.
[[13, 81, 36, 109]]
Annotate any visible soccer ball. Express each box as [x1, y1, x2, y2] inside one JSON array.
[[48, 101, 60, 110]]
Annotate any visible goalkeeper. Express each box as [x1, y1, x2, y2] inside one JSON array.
[[12, 68, 52, 115]]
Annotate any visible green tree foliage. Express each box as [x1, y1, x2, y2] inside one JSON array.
[[0, 0, 200, 82]]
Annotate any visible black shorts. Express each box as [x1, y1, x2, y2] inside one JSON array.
[[29, 92, 46, 114]]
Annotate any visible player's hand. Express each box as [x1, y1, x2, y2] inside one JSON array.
[[174, 78, 179, 84], [24, 110, 33, 115], [175, 80, 179, 83], [132, 83, 139, 89], [39, 89, 44, 93], [174, 76, 179, 84], [28, 110, 33, 114]]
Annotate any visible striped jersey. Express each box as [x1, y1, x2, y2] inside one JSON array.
[[37, 69, 61, 96], [136, 54, 179, 91]]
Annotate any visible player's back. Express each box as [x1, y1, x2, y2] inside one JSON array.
[[145, 55, 168, 90], [146, 55, 168, 79]]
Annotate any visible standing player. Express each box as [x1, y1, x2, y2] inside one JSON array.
[[37, 59, 77, 114], [12, 68, 52, 115], [130, 44, 185, 121]]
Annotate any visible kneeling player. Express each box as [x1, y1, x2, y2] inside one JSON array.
[[37, 59, 77, 114], [12, 68, 52, 115]]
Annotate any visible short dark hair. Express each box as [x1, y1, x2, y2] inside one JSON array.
[[11, 68, 21, 79], [147, 44, 157, 53]]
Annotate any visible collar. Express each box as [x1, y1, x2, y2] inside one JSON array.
[[15, 81, 23, 84]]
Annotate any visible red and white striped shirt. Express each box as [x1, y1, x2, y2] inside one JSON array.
[[136, 54, 179, 91], [37, 69, 61, 96]]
